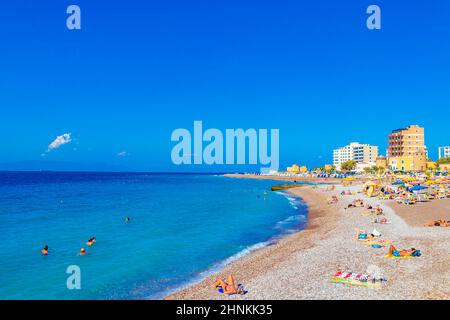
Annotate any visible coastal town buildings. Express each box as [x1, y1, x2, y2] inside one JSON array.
[[286, 164, 307, 173], [333, 142, 378, 169], [438, 146, 450, 159], [287, 164, 300, 173], [387, 125, 427, 171]]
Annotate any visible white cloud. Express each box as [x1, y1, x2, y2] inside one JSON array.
[[45, 133, 72, 153], [117, 151, 128, 157]]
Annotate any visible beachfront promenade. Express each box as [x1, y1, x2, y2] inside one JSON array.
[[168, 174, 449, 300]]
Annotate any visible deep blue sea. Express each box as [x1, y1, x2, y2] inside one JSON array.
[[0, 172, 308, 299]]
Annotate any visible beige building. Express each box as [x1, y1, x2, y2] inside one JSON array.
[[387, 125, 427, 171], [376, 155, 387, 168], [287, 164, 300, 173]]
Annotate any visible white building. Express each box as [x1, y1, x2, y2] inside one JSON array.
[[438, 146, 450, 159], [333, 142, 379, 169]]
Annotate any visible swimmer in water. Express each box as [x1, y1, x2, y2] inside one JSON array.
[[125, 217, 130, 223], [86, 237, 96, 246], [41, 245, 49, 255], [79, 248, 87, 256]]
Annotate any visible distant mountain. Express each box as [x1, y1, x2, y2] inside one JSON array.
[[0, 160, 130, 172]]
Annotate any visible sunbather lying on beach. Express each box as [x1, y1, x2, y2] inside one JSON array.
[[373, 217, 391, 224], [362, 205, 384, 216], [353, 200, 364, 207], [356, 230, 373, 241], [386, 245, 421, 258], [356, 229, 381, 241], [214, 275, 246, 295], [327, 196, 339, 204], [345, 199, 364, 210], [424, 219, 450, 227]]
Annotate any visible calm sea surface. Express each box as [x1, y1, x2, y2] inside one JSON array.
[[0, 172, 308, 299]]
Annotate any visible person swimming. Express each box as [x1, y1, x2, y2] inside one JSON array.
[[86, 237, 96, 246], [79, 248, 87, 256], [41, 245, 49, 255], [125, 217, 130, 223]]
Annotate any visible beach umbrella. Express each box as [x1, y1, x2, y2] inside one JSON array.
[[410, 185, 427, 191], [392, 180, 404, 185]]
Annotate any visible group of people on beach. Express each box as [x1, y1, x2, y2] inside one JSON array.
[[345, 195, 421, 258], [41, 216, 131, 256]]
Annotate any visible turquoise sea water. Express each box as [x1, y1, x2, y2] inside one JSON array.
[[0, 172, 308, 299]]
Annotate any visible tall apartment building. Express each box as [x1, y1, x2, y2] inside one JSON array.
[[333, 142, 379, 168], [387, 125, 427, 171], [438, 146, 450, 159]]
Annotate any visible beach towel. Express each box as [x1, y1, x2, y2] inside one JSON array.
[[384, 254, 414, 259], [362, 239, 393, 247], [361, 211, 384, 216], [385, 246, 421, 258], [329, 272, 385, 287], [373, 219, 391, 224]]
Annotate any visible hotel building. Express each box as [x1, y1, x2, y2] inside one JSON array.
[[438, 146, 450, 159], [333, 142, 379, 168], [387, 125, 427, 171]]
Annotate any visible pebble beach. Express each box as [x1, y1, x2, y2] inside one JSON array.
[[167, 175, 450, 300]]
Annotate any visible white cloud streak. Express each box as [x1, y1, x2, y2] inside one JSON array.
[[45, 133, 72, 153]]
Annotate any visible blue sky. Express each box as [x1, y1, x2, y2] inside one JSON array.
[[0, 0, 449, 172]]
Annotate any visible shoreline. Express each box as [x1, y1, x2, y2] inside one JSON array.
[[223, 173, 342, 184], [166, 174, 449, 300], [166, 183, 336, 300]]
